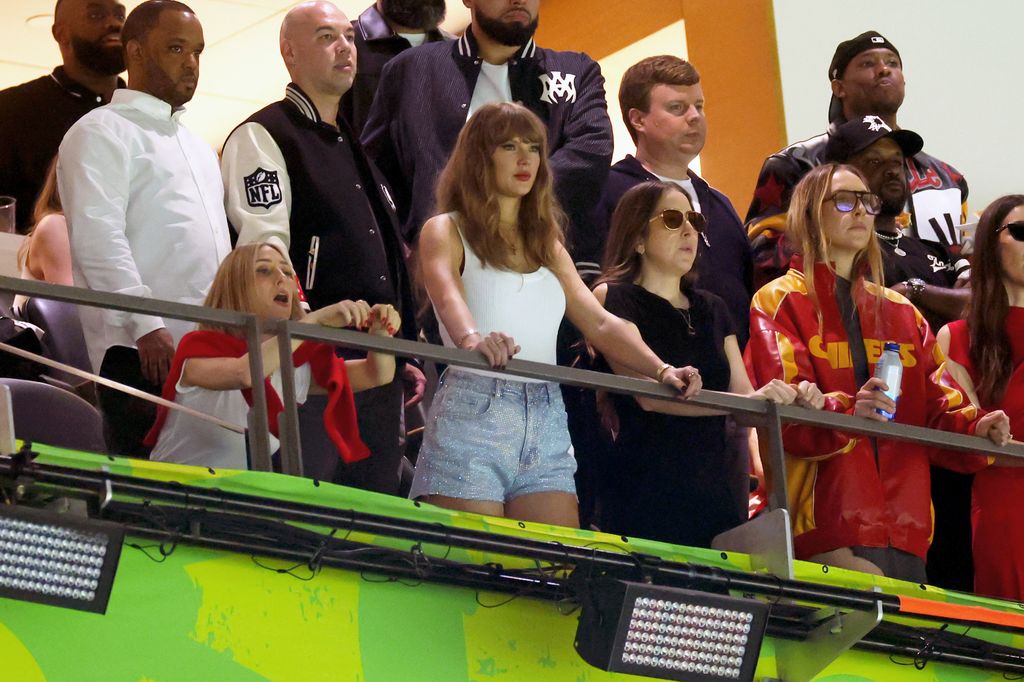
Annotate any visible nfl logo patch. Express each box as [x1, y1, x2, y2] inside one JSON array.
[[244, 167, 283, 208]]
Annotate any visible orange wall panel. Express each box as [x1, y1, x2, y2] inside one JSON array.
[[683, 0, 787, 211], [535, 0, 684, 60], [534, 0, 785, 213]]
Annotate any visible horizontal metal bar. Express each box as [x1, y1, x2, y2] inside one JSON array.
[[282, 322, 1024, 461], [774, 402, 1024, 459], [0, 275, 248, 328], [2, 277, 1020, 461]]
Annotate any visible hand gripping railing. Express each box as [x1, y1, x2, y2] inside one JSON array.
[[2, 275, 1022, 510]]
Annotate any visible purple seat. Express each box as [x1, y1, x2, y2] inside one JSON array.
[[0, 378, 106, 453], [20, 297, 91, 386]]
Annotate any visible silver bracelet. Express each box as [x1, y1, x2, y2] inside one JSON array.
[[456, 328, 480, 348]]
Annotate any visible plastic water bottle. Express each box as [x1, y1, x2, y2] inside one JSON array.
[[874, 342, 903, 421]]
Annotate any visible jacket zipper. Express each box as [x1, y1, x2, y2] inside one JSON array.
[[306, 235, 320, 290]]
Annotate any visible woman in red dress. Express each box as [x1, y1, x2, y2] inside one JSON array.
[[938, 194, 1024, 600]]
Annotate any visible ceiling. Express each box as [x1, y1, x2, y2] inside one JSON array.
[[2, 0, 471, 146]]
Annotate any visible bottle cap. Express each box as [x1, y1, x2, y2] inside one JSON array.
[[883, 341, 900, 352]]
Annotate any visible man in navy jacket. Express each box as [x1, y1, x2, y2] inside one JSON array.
[[340, 0, 451, 138], [361, 0, 612, 270], [594, 56, 753, 347]]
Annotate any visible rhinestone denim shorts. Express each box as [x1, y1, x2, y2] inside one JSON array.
[[409, 369, 577, 503]]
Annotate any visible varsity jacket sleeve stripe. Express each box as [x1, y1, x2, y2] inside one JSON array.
[[914, 313, 992, 472], [746, 277, 859, 461], [221, 122, 293, 257]]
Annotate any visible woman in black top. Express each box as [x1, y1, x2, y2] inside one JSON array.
[[593, 181, 823, 547]]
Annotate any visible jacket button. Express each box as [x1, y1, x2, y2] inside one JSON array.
[[380, 275, 387, 281], [337, 135, 344, 142], [355, 183, 362, 190], [369, 228, 376, 235], [460, 103, 467, 109]]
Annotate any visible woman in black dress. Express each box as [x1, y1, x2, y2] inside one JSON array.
[[592, 181, 822, 547]]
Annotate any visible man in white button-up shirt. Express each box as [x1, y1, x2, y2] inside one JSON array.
[[57, 0, 231, 456]]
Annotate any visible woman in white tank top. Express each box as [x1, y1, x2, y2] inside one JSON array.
[[412, 103, 702, 527]]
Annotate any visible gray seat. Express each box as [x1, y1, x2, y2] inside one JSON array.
[[0, 378, 106, 453], [20, 297, 91, 386]]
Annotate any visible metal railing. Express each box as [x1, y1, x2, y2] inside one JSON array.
[[3, 274, 1022, 520]]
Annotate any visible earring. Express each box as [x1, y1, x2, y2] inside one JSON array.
[[637, 244, 645, 255]]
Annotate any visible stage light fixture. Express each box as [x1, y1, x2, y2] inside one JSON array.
[[574, 578, 768, 681], [0, 504, 124, 614]]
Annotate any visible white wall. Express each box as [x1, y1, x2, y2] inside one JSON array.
[[772, 0, 1023, 217]]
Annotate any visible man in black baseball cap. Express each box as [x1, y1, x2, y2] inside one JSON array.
[[826, 116, 968, 330], [826, 30, 903, 125], [744, 29, 970, 292]]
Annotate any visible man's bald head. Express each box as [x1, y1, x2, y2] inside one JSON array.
[[280, 1, 344, 42], [279, 1, 356, 101]]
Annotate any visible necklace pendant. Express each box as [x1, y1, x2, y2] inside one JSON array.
[[893, 247, 907, 257]]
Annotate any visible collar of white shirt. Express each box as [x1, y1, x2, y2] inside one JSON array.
[[111, 88, 186, 123]]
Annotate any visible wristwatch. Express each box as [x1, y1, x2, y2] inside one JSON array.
[[905, 278, 926, 302]]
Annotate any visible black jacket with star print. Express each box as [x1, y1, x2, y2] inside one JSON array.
[[744, 120, 969, 291]]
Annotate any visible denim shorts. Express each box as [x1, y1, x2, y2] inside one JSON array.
[[409, 369, 577, 503]]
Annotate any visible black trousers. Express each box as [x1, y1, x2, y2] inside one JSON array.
[[298, 378, 404, 495], [97, 346, 161, 458]]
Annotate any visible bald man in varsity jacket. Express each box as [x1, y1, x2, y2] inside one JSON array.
[[221, 1, 421, 495]]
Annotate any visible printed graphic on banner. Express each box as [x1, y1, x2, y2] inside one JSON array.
[[539, 71, 577, 104], [910, 187, 962, 246], [244, 168, 283, 209]]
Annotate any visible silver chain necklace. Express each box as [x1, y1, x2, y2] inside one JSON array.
[[678, 306, 695, 336], [875, 230, 906, 257]]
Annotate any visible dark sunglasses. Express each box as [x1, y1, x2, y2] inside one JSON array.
[[649, 209, 706, 233], [826, 190, 881, 215], [998, 221, 1024, 241]]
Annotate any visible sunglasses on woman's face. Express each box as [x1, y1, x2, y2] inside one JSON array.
[[998, 221, 1024, 241], [649, 209, 706, 233], [826, 190, 881, 215]]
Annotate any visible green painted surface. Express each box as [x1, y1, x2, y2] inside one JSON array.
[[2, 446, 1022, 680]]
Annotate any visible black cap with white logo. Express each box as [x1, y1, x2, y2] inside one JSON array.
[[827, 30, 901, 123], [825, 115, 923, 162]]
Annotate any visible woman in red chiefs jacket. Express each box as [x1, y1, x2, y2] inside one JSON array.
[[744, 163, 1010, 582], [938, 194, 1024, 600]]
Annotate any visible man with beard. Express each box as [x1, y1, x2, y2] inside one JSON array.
[[826, 117, 968, 333], [57, 0, 231, 457], [340, 0, 452, 137], [745, 31, 970, 290], [222, 1, 421, 494], [361, 0, 613, 270], [0, 0, 126, 232], [826, 116, 973, 593]]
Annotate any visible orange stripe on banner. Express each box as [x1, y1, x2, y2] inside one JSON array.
[[898, 595, 1024, 630]]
